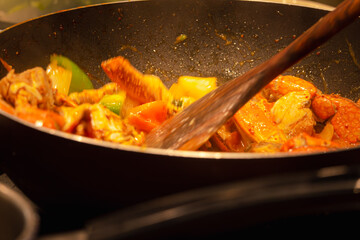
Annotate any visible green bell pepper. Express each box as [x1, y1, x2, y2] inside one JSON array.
[[99, 92, 126, 115], [50, 54, 94, 94]]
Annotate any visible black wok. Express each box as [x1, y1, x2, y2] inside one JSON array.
[[0, 0, 360, 232]]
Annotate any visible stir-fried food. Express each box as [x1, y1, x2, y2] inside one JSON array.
[[1, 55, 359, 152]]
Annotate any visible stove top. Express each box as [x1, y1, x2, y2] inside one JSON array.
[[2, 167, 360, 239]]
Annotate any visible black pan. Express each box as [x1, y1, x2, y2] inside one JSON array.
[[0, 0, 359, 231]]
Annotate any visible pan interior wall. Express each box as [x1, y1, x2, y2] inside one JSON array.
[[0, 0, 358, 99]]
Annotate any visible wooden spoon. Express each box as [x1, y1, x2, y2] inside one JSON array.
[[146, 0, 360, 150]]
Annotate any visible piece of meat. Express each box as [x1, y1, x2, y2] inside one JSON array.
[[262, 75, 317, 102], [233, 94, 287, 150], [60, 103, 144, 145], [311, 93, 360, 145], [271, 91, 316, 138], [328, 95, 360, 145], [0, 67, 55, 110], [68, 82, 121, 105], [311, 94, 336, 121], [281, 132, 340, 153], [101, 56, 171, 104]]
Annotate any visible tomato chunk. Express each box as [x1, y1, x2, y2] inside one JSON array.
[[128, 101, 168, 133]]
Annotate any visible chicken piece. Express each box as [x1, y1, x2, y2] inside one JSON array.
[[262, 75, 318, 102], [68, 82, 121, 105], [15, 105, 65, 130], [233, 93, 287, 151], [328, 95, 360, 145], [0, 67, 55, 110], [281, 133, 340, 152], [101, 56, 172, 105], [311, 93, 360, 145], [271, 91, 316, 138], [311, 93, 336, 121], [0, 67, 65, 130], [54, 92, 78, 108], [60, 103, 144, 145]]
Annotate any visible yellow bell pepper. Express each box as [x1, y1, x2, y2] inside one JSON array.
[[171, 76, 217, 100]]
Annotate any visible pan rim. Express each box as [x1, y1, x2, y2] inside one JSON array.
[[0, 0, 357, 160], [242, 0, 335, 11], [1, 107, 358, 160], [0, 0, 335, 34]]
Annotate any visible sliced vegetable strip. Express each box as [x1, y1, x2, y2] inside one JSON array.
[[46, 61, 72, 95], [127, 100, 168, 133], [50, 54, 94, 94]]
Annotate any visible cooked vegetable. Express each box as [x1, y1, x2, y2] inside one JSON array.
[[1, 55, 359, 153], [170, 76, 217, 100], [127, 101, 168, 133], [46, 61, 72, 95], [99, 92, 126, 115], [174, 34, 187, 44], [50, 54, 94, 93]]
